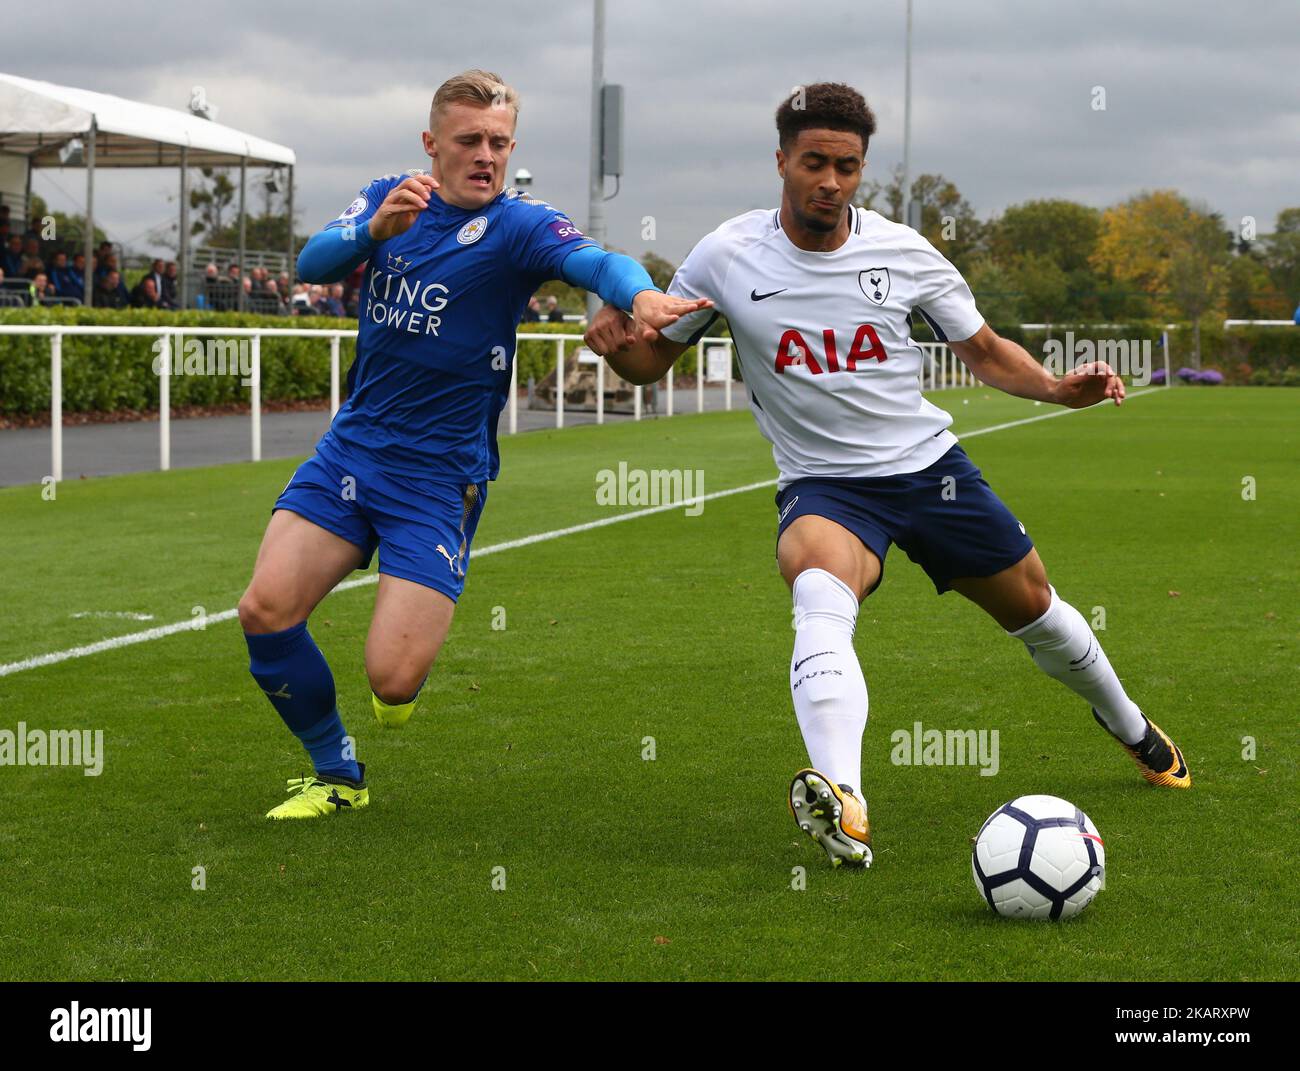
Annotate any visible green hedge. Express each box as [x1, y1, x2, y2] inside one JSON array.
[[0, 309, 727, 416], [10, 307, 1288, 417], [0, 307, 357, 416]]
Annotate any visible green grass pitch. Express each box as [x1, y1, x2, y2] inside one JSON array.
[[0, 386, 1295, 980]]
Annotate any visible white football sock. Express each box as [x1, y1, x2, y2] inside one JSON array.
[[1008, 586, 1147, 745], [790, 568, 869, 797]]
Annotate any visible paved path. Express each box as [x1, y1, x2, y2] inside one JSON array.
[[0, 387, 751, 486]]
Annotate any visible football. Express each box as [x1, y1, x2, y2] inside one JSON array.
[[971, 795, 1105, 920]]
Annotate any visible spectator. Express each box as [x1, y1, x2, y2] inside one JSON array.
[[20, 235, 43, 270], [161, 261, 180, 309], [2, 235, 22, 277], [93, 242, 114, 280], [131, 275, 163, 309], [200, 263, 222, 309], [96, 251, 120, 283], [522, 296, 541, 323], [144, 258, 165, 298], [94, 269, 128, 309], [65, 253, 87, 300], [30, 271, 57, 305], [49, 252, 72, 295], [219, 263, 242, 311], [321, 282, 346, 318], [545, 295, 564, 323], [290, 282, 316, 316], [260, 278, 286, 315]]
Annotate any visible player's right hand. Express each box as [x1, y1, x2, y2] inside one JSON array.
[[367, 174, 439, 242], [584, 303, 637, 355]]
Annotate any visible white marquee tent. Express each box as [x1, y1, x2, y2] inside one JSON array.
[[0, 72, 297, 306]]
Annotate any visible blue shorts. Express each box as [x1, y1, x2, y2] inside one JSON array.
[[274, 441, 488, 602], [775, 444, 1033, 595]]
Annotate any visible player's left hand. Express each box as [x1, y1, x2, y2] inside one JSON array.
[[1052, 361, 1125, 408], [630, 291, 713, 343], [585, 303, 636, 355]]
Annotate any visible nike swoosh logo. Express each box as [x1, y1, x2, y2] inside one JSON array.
[[793, 650, 832, 672], [751, 288, 788, 301]]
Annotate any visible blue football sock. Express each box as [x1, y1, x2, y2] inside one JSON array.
[[245, 621, 361, 780], [297, 711, 361, 781]]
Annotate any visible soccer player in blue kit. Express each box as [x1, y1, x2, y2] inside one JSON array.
[[238, 70, 710, 818]]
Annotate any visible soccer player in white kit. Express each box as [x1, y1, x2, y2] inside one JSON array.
[[585, 83, 1190, 869]]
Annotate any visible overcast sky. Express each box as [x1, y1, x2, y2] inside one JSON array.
[[7, 0, 1299, 263]]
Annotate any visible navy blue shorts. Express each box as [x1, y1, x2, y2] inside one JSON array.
[[274, 440, 488, 602], [775, 444, 1033, 595]]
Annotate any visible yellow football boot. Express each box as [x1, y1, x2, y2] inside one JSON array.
[[1094, 710, 1191, 789], [789, 768, 872, 868], [266, 764, 369, 819]]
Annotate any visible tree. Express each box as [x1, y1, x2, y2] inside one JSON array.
[[201, 170, 309, 263], [1092, 191, 1231, 363], [188, 168, 237, 244], [963, 256, 1022, 327], [1263, 207, 1300, 311], [640, 251, 677, 291], [858, 168, 985, 272], [989, 200, 1100, 274], [1225, 251, 1281, 320], [1165, 209, 1232, 366], [1008, 253, 1072, 324]]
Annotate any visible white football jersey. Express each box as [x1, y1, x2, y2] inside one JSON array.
[[661, 208, 985, 487]]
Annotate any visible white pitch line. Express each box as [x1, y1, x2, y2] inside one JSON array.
[[0, 389, 1165, 679]]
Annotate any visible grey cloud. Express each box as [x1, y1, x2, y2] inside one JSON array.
[[9, 0, 1297, 264]]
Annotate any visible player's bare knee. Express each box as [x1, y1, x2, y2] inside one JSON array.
[[370, 677, 423, 706], [367, 662, 430, 706], [237, 586, 296, 635]]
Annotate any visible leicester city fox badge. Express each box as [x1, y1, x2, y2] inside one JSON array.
[[859, 268, 891, 305], [457, 216, 489, 245]]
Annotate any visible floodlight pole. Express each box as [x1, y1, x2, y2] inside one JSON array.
[[179, 145, 190, 308], [286, 164, 295, 295], [238, 157, 248, 312], [901, 0, 913, 226], [585, 0, 606, 325], [83, 118, 96, 307]]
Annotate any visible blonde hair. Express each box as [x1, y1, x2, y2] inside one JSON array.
[[430, 69, 519, 131]]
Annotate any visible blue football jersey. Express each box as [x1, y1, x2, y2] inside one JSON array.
[[318, 172, 592, 482]]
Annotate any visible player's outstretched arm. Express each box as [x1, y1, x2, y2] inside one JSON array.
[[584, 303, 689, 385], [950, 324, 1125, 408]]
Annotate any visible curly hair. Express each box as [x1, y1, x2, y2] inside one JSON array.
[[775, 83, 876, 153]]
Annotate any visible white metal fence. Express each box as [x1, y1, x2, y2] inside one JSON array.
[[0, 325, 963, 482]]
